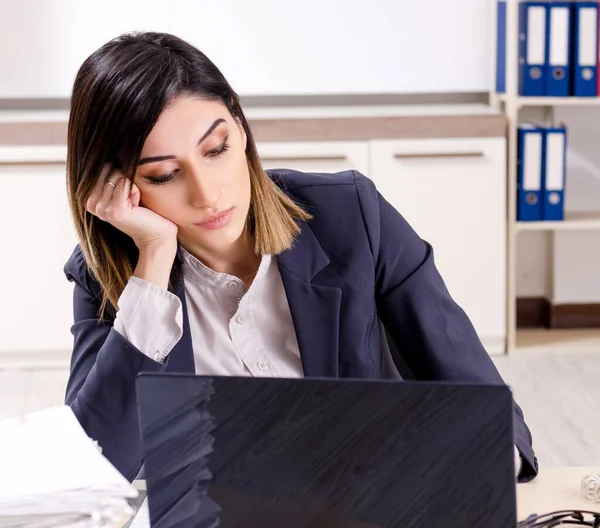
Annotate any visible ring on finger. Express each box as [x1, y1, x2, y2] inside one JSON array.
[[105, 181, 117, 189]]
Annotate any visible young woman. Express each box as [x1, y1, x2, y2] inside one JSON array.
[[64, 31, 537, 484]]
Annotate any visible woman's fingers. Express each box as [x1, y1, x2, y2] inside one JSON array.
[[129, 181, 141, 208], [116, 175, 133, 203], [86, 164, 113, 213], [84, 161, 140, 232], [94, 171, 126, 221], [104, 177, 133, 223]]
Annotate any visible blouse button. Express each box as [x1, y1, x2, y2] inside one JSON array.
[[257, 360, 271, 373]]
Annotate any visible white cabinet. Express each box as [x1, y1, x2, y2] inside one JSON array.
[[369, 138, 507, 355], [0, 147, 77, 357], [257, 141, 369, 176], [0, 135, 508, 361]]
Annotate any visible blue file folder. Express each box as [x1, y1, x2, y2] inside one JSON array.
[[547, 1, 573, 96], [542, 125, 567, 221], [496, 0, 507, 93], [519, 1, 550, 96], [517, 125, 544, 221], [572, 1, 598, 97]]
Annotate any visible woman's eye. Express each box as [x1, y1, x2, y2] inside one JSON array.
[[207, 137, 230, 158], [148, 171, 176, 185], [144, 138, 230, 184]]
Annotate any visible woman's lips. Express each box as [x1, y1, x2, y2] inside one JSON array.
[[194, 207, 234, 230]]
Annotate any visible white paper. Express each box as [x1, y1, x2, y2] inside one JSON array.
[[129, 499, 150, 528], [0, 406, 138, 528]]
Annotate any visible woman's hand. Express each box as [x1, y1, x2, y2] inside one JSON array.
[[86, 164, 178, 250], [86, 164, 179, 290]]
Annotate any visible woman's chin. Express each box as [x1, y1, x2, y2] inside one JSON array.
[[180, 222, 248, 252]]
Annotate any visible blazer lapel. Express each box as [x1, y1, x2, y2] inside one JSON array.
[[164, 221, 342, 378], [276, 220, 341, 378]]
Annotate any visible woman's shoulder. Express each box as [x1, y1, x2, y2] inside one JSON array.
[[268, 168, 385, 253], [267, 167, 378, 208], [267, 167, 370, 189], [63, 244, 101, 295], [64, 244, 85, 278]]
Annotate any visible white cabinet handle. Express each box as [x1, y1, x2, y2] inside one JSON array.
[[393, 152, 485, 160], [260, 155, 348, 162]]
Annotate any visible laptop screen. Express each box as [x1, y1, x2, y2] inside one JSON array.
[[136, 374, 516, 528]]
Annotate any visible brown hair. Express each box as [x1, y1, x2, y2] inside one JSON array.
[[67, 32, 311, 317]]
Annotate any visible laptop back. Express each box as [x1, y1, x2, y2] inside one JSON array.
[[136, 374, 517, 528]]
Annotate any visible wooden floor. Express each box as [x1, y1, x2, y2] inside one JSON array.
[[1, 352, 599, 469], [493, 352, 600, 468]]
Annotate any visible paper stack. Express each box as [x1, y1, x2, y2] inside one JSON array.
[[0, 406, 139, 528]]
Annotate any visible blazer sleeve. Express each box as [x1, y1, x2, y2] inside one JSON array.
[[354, 171, 539, 483], [63, 246, 168, 481]]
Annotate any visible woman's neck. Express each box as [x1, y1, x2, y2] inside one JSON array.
[[179, 233, 260, 281]]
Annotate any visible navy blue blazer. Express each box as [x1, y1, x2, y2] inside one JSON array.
[[64, 168, 538, 483]]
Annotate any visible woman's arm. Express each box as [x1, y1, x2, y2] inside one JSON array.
[[63, 244, 180, 481], [353, 171, 538, 482]]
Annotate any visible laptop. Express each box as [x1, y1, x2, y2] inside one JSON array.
[[135, 373, 517, 528]]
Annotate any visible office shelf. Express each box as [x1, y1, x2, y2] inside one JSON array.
[[515, 212, 600, 232], [490, 0, 600, 354], [499, 94, 600, 108]]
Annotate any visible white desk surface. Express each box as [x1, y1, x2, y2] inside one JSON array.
[[517, 466, 600, 519], [121, 466, 600, 527]]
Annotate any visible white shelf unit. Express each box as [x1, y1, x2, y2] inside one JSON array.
[[490, 0, 600, 354], [498, 94, 600, 107], [516, 211, 600, 232]]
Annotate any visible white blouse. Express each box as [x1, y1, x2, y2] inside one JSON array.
[[112, 247, 303, 378]]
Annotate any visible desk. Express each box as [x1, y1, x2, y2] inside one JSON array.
[[517, 466, 600, 519], [120, 467, 600, 527]]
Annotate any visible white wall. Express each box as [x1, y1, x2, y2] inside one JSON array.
[[0, 2, 67, 99], [1, 1, 599, 304], [0, 0, 491, 97], [516, 232, 552, 298], [518, 231, 600, 304], [554, 233, 600, 303]]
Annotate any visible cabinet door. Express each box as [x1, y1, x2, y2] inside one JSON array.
[[0, 148, 77, 356], [369, 138, 507, 354], [257, 141, 369, 176]]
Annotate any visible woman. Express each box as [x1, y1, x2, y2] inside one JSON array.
[[64, 31, 537, 484]]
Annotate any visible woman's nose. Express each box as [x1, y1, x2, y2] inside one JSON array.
[[187, 167, 222, 209]]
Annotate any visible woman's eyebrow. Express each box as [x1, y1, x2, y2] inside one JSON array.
[[137, 118, 226, 166]]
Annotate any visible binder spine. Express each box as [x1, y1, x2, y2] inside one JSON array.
[[542, 127, 567, 221], [517, 127, 544, 221], [573, 1, 599, 96], [547, 2, 572, 96], [519, 2, 550, 96], [497, 0, 507, 93]]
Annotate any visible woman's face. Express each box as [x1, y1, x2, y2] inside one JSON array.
[[134, 96, 250, 253]]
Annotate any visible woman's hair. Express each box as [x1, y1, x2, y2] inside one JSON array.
[[67, 31, 311, 317]]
